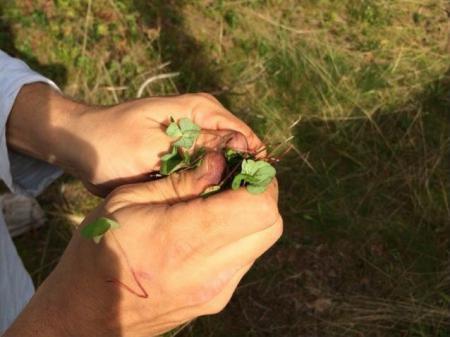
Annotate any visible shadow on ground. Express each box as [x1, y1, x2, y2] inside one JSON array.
[[132, 0, 230, 105], [176, 71, 450, 336], [0, 5, 67, 86]]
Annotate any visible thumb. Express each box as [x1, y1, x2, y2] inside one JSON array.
[[123, 152, 226, 205], [195, 129, 249, 154]]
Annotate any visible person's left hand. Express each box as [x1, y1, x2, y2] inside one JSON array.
[[71, 93, 263, 195], [9, 85, 262, 196]]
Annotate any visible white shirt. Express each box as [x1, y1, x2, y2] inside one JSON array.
[[0, 49, 62, 334]]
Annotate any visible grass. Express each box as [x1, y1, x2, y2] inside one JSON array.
[[2, 0, 450, 336]]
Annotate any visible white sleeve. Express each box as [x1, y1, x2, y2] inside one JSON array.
[[0, 210, 34, 335], [0, 50, 62, 197]]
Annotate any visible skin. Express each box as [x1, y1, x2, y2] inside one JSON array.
[[3, 84, 282, 336], [7, 83, 264, 195], [4, 153, 282, 337]]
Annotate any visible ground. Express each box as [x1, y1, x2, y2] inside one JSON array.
[[2, 0, 450, 336]]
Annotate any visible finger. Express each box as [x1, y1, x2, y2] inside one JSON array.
[[193, 111, 264, 153], [169, 178, 279, 252], [195, 129, 249, 153], [198, 262, 252, 316], [112, 152, 226, 205], [176, 217, 282, 309], [137, 94, 264, 153], [207, 215, 283, 267], [153, 261, 253, 325], [170, 262, 253, 321], [83, 171, 154, 198]]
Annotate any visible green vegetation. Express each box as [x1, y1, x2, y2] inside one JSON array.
[[231, 159, 276, 194], [161, 116, 204, 175], [3, 0, 449, 336], [80, 217, 120, 244], [161, 116, 276, 193]]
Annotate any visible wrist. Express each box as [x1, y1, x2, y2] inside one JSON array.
[[2, 282, 72, 337], [6, 83, 90, 174], [3, 244, 109, 337]]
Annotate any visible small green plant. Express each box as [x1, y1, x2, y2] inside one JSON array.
[[80, 217, 120, 243], [165, 117, 200, 148], [160, 117, 205, 175], [81, 117, 276, 243], [231, 159, 276, 194], [162, 116, 276, 195]]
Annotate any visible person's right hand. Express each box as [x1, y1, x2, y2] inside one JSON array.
[[4, 153, 282, 337]]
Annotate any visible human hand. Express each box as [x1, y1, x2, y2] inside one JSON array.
[[4, 153, 282, 337], [72, 93, 264, 195], [8, 85, 263, 196]]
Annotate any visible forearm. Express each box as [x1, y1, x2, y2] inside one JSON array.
[[2, 253, 104, 337], [2, 295, 69, 337], [6, 83, 89, 174]]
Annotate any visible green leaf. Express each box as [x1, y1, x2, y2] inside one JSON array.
[[231, 173, 245, 190], [191, 147, 206, 167], [242, 159, 276, 178], [247, 184, 268, 194], [80, 217, 120, 244], [166, 122, 182, 137], [179, 118, 200, 133], [160, 147, 186, 175], [166, 117, 200, 149], [174, 134, 197, 148], [231, 159, 276, 194], [161, 146, 178, 161]]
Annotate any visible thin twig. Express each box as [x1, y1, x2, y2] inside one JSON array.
[[102, 86, 128, 91], [74, 0, 92, 87], [37, 225, 52, 286], [137, 72, 180, 98], [80, 0, 92, 60], [101, 61, 120, 104]]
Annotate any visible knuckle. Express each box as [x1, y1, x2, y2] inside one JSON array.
[[217, 190, 279, 227], [171, 240, 198, 260], [253, 194, 278, 224], [187, 282, 223, 308], [204, 298, 229, 315], [163, 231, 204, 267], [196, 92, 215, 101], [272, 177, 279, 192], [104, 185, 134, 211], [109, 184, 131, 197]]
